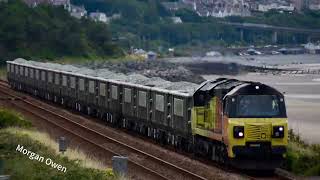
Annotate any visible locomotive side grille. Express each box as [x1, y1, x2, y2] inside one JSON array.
[[245, 124, 271, 141]]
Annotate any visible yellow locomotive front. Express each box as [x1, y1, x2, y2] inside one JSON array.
[[191, 79, 288, 170], [224, 88, 288, 169]]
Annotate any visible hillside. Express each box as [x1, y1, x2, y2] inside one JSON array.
[[72, 0, 320, 50], [0, 0, 121, 64]]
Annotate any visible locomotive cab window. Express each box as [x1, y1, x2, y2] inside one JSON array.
[[227, 95, 286, 118]]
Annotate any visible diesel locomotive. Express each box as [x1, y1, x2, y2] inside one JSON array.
[[7, 59, 288, 170]]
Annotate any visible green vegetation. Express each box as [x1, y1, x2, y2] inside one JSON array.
[[0, 129, 115, 180], [0, 66, 6, 80], [0, 109, 116, 179], [286, 129, 320, 176], [227, 10, 320, 29], [73, 0, 238, 50], [0, 109, 32, 128], [72, 0, 320, 50], [0, 0, 122, 65]]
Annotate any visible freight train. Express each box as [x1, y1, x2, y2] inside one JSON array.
[[6, 59, 288, 170]]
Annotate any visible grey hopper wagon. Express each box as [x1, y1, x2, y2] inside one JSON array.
[[7, 59, 198, 140]]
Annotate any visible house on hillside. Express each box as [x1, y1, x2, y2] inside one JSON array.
[[89, 12, 109, 23], [309, 0, 320, 10], [22, 0, 88, 19], [174, 0, 251, 17], [23, 0, 69, 7], [258, 3, 295, 12], [23, 0, 49, 7], [110, 14, 121, 20], [171, 17, 183, 24], [50, 0, 69, 6], [68, 5, 87, 19], [161, 1, 193, 12]]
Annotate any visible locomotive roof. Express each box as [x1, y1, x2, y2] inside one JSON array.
[[197, 78, 283, 99], [9, 58, 199, 97]]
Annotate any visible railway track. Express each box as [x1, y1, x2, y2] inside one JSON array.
[[0, 80, 208, 180], [0, 79, 297, 180]]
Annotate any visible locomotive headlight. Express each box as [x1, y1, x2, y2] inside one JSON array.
[[273, 126, 285, 138], [279, 126, 284, 132], [233, 126, 244, 138], [238, 132, 244, 137]]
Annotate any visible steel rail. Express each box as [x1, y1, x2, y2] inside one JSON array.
[[0, 81, 207, 180]]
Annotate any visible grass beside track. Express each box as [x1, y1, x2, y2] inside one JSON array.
[[0, 108, 117, 180], [286, 129, 320, 176], [0, 67, 6, 80], [0, 108, 32, 128]]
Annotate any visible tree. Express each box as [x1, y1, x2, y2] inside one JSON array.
[[0, 0, 121, 63]]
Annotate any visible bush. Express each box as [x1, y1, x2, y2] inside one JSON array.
[[286, 129, 320, 176], [0, 109, 32, 128]]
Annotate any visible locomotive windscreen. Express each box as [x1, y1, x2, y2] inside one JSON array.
[[227, 95, 287, 118]]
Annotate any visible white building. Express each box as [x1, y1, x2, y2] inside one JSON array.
[[304, 43, 320, 54], [183, 0, 251, 18], [68, 5, 87, 19], [50, 0, 69, 6], [89, 12, 109, 23], [258, 3, 294, 12], [171, 17, 183, 24], [111, 14, 121, 20], [206, 51, 222, 57], [309, 0, 320, 10]]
